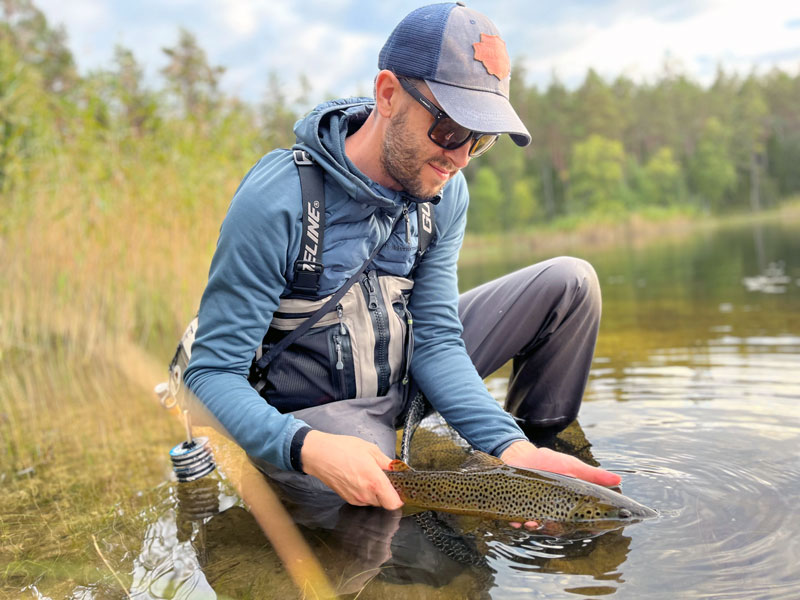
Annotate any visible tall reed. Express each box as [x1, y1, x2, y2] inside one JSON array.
[[0, 116, 263, 594]]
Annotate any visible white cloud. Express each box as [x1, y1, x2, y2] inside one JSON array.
[[30, 0, 800, 102], [37, 0, 109, 32], [520, 1, 800, 88]]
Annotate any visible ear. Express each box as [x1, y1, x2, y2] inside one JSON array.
[[374, 70, 402, 118]]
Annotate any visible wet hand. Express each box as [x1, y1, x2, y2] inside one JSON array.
[[500, 440, 621, 487], [300, 430, 404, 510]]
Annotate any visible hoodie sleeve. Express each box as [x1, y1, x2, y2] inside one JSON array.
[[407, 174, 526, 456], [183, 152, 309, 471]]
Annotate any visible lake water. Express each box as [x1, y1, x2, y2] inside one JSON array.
[[70, 218, 800, 599]]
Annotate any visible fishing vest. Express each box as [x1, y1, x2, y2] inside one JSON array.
[[171, 150, 435, 413]]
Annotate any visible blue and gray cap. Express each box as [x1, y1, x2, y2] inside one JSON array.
[[379, 2, 531, 147]]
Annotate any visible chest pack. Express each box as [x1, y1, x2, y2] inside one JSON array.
[[170, 149, 436, 413], [248, 149, 435, 410]]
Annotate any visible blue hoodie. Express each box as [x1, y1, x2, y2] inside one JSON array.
[[184, 98, 526, 471]]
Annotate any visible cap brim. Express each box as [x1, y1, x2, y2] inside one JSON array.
[[427, 80, 531, 147]]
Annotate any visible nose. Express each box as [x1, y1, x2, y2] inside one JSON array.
[[443, 142, 471, 169]]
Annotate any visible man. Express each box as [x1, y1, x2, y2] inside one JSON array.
[[184, 2, 620, 517]]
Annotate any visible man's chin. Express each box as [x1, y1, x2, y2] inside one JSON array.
[[417, 176, 449, 200]]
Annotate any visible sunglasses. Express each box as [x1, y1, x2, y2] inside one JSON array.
[[398, 77, 499, 158]]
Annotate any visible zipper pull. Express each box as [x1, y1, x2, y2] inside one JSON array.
[[334, 335, 344, 370], [400, 294, 413, 386], [403, 204, 411, 244], [336, 303, 345, 335], [364, 272, 379, 310]]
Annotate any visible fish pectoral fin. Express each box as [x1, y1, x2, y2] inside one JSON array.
[[461, 451, 505, 471], [387, 459, 413, 472]]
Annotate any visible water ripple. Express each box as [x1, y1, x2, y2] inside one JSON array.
[[574, 395, 800, 599]]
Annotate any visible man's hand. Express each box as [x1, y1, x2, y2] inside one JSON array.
[[500, 440, 621, 487], [300, 430, 404, 510]]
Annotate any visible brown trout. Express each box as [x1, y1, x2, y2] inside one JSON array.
[[384, 451, 657, 529]]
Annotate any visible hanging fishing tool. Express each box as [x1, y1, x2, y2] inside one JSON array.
[[154, 317, 216, 482]]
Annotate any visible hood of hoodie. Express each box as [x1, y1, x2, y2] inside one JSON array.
[[293, 97, 423, 210]]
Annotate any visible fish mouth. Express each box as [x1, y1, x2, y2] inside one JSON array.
[[617, 501, 659, 521]]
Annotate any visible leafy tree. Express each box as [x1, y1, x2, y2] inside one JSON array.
[[572, 69, 625, 141], [111, 45, 160, 135], [568, 135, 627, 215], [480, 136, 540, 229], [642, 146, 684, 207], [540, 76, 572, 217], [510, 175, 540, 226], [689, 117, 737, 213], [0, 0, 77, 93], [767, 132, 800, 195], [732, 75, 769, 211], [466, 165, 503, 232], [161, 28, 225, 120]]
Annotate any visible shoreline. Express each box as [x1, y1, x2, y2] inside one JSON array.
[[459, 199, 800, 266]]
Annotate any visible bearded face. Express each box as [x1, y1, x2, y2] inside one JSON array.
[[380, 108, 457, 201]]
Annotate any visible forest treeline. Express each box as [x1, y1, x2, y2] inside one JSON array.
[[3, 0, 800, 235]]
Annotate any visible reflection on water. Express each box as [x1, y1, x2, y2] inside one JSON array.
[[79, 218, 799, 599], [120, 469, 639, 599]]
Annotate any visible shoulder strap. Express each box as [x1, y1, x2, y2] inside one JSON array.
[[417, 201, 434, 255], [291, 149, 325, 295], [412, 201, 435, 273]]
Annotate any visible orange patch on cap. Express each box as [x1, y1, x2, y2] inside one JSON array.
[[473, 33, 510, 80]]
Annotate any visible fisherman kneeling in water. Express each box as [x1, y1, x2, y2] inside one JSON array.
[[183, 3, 621, 515]]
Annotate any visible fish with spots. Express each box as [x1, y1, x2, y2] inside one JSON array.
[[384, 451, 657, 531]]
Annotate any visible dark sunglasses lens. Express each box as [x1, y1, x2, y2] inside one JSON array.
[[469, 134, 499, 157], [430, 117, 473, 149]]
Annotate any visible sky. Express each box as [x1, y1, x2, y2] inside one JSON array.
[[34, 0, 800, 107]]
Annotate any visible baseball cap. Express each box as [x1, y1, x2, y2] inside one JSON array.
[[378, 2, 531, 147]]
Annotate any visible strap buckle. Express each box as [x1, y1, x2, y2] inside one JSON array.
[[293, 149, 314, 166], [292, 260, 324, 293]]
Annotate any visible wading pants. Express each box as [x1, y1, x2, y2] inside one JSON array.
[[458, 255, 601, 443]]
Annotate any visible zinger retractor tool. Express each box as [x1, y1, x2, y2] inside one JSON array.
[[155, 317, 216, 483]]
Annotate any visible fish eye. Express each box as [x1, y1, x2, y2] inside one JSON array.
[[619, 509, 632, 519]]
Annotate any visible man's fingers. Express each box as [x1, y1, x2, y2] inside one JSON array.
[[570, 460, 621, 487], [375, 480, 403, 510], [502, 441, 622, 487], [509, 520, 540, 530]]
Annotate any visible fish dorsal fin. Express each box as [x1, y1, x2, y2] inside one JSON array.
[[388, 459, 413, 472], [461, 451, 504, 471]]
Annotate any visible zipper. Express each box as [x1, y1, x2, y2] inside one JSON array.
[[402, 202, 411, 244], [333, 303, 354, 397], [399, 294, 414, 386], [362, 270, 391, 395]]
